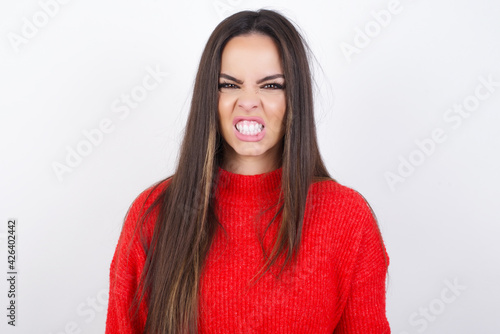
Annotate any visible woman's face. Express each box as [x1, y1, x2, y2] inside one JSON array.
[[218, 33, 286, 171]]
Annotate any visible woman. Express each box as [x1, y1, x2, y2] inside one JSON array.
[[106, 9, 390, 334]]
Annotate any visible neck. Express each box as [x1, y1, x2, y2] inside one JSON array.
[[222, 158, 280, 175], [221, 142, 282, 175]]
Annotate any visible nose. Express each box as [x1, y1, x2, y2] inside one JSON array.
[[237, 90, 259, 112]]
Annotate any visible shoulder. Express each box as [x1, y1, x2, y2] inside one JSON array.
[[119, 178, 172, 243], [307, 179, 389, 271], [306, 179, 383, 251], [111, 178, 171, 271], [308, 179, 375, 224], [126, 178, 171, 221]]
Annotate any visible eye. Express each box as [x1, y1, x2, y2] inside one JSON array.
[[262, 83, 285, 90], [218, 82, 238, 90]]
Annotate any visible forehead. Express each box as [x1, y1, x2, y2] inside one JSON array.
[[220, 34, 283, 73]]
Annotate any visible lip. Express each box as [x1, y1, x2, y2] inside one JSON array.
[[232, 116, 266, 142]]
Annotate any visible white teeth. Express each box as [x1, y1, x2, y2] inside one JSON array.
[[235, 120, 264, 136]]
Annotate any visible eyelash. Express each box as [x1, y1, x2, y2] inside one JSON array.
[[218, 82, 285, 90]]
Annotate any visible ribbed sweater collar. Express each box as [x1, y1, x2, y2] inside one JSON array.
[[215, 166, 282, 203]]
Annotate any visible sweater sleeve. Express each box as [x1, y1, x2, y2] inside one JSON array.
[[105, 186, 161, 334], [334, 195, 391, 334]]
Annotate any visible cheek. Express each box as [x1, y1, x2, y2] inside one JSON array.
[[263, 95, 286, 133], [265, 93, 286, 113], [218, 94, 235, 119], [218, 95, 238, 143]]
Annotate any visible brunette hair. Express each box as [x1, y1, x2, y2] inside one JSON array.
[[133, 9, 332, 333]]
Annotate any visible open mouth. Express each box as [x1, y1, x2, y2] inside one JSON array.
[[235, 120, 264, 136]]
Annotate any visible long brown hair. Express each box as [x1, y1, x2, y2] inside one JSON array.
[[133, 9, 332, 333]]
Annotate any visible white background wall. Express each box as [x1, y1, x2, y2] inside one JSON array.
[[1, 0, 499, 333]]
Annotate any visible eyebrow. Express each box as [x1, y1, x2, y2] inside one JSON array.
[[219, 73, 285, 85]]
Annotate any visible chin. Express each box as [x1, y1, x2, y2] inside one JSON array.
[[234, 145, 266, 157]]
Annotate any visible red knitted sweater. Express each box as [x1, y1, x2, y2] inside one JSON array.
[[106, 167, 390, 333]]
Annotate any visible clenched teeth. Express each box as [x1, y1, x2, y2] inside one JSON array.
[[235, 120, 264, 136]]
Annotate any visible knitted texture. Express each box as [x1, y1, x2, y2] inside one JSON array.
[[106, 167, 390, 333]]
